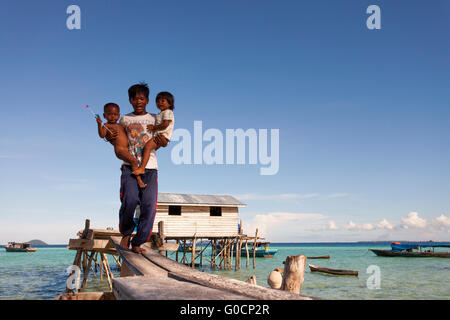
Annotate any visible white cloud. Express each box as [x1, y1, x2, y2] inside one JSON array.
[[327, 220, 339, 230], [376, 218, 394, 230], [433, 214, 450, 229], [344, 220, 374, 231], [401, 212, 427, 229]]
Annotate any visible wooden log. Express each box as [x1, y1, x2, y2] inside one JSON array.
[[139, 242, 316, 300], [280, 254, 306, 294], [113, 275, 253, 300], [109, 236, 317, 300]]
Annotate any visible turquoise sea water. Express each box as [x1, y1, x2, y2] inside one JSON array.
[[0, 243, 449, 300]]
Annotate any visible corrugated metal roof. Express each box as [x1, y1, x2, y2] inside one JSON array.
[[157, 193, 246, 207]]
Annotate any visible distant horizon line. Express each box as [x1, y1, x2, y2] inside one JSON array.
[[2, 239, 450, 246]]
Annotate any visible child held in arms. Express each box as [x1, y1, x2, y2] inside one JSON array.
[[96, 103, 147, 189], [132, 91, 175, 176]]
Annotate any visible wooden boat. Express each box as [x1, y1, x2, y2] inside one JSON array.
[[5, 242, 37, 252], [307, 255, 330, 259], [308, 264, 358, 276], [370, 241, 450, 258]]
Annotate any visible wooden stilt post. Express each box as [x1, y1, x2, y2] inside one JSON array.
[[245, 240, 249, 268], [80, 252, 95, 290], [101, 254, 113, 291], [111, 254, 121, 269], [176, 239, 179, 262], [200, 238, 203, 267], [191, 235, 197, 268], [158, 221, 165, 256], [280, 254, 307, 295], [253, 228, 258, 269], [210, 239, 215, 268]]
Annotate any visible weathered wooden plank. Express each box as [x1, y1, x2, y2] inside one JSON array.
[[113, 276, 254, 300], [69, 239, 111, 250], [109, 237, 168, 278], [140, 243, 316, 300]]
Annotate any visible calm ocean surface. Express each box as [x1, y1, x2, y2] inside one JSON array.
[[0, 243, 449, 300]]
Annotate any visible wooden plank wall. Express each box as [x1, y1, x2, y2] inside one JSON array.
[[152, 205, 239, 237]]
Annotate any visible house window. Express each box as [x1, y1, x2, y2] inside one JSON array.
[[169, 205, 181, 215], [210, 206, 222, 216]]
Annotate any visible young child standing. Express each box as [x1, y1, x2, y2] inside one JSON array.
[[95, 103, 147, 189], [132, 91, 175, 176]]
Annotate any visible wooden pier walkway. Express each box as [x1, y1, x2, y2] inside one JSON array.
[[109, 236, 316, 300]]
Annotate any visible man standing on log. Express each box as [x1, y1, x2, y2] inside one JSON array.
[[109, 82, 168, 254]]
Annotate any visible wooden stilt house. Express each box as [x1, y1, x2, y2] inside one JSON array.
[[141, 193, 246, 238]]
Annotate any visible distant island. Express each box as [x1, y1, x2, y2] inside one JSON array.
[[27, 239, 48, 246]]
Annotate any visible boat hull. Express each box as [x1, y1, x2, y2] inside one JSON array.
[[215, 248, 278, 257], [370, 249, 450, 258], [308, 264, 358, 276], [5, 247, 37, 252]]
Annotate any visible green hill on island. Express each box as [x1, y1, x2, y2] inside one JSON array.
[[27, 239, 48, 246]]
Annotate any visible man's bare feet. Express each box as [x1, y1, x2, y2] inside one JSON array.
[[131, 246, 146, 254], [120, 235, 131, 249]]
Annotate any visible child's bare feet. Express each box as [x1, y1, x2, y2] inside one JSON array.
[[131, 246, 146, 254], [120, 235, 131, 249], [133, 167, 146, 175], [136, 176, 147, 189]]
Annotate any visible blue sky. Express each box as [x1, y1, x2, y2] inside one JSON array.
[[0, 0, 449, 243]]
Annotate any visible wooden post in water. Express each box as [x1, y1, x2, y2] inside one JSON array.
[[191, 235, 197, 268], [253, 228, 258, 269], [280, 254, 306, 295], [176, 239, 179, 262], [80, 252, 95, 290], [245, 240, 249, 268], [158, 221, 165, 256], [200, 238, 203, 267]]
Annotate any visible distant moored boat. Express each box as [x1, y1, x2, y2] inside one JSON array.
[[308, 264, 358, 276], [369, 241, 450, 258], [5, 242, 37, 253]]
